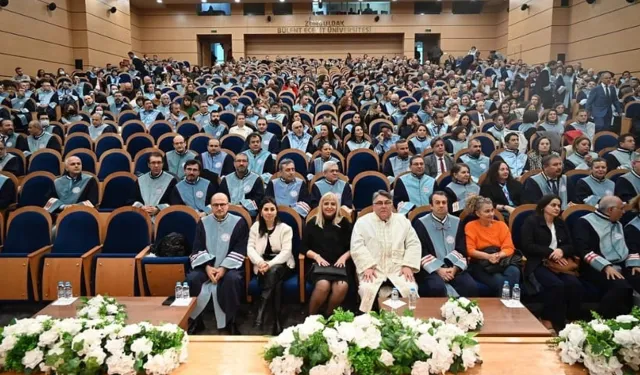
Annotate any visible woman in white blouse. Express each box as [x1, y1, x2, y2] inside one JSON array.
[[247, 197, 294, 335]]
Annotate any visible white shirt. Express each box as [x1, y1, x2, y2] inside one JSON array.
[[548, 222, 557, 249], [229, 125, 253, 139]]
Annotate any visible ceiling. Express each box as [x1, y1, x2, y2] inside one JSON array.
[[131, 0, 507, 8]]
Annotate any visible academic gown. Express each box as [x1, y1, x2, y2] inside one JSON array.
[[573, 175, 615, 206], [196, 152, 235, 178], [350, 212, 421, 312], [164, 150, 197, 180], [26, 133, 62, 156], [522, 173, 574, 209], [186, 214, 248, 328], [614, 171, 640, 203], [393, 173, 435, 215], [309, 177, 353, 208], [132, 171, 177, 213], [0, 153, 22, 176], [414, 213, 477, 297], [280, 133, 316, 154], [0, 175, 16, 209], [44, 173, 99, 213], [265, 177, 311, 217], [2, 133, 28, 152], [218, 171, 265, 216], [605, 149, 637, 172], [170, 177, 218, 214]]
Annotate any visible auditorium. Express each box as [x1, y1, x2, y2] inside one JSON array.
[[0, 0, 639, 374]]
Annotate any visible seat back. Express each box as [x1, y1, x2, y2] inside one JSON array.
[[154, 206, 200, 251], [277, 206, 303, 258], [117, 110, 138, 126], [5, 207, 51, 254], [121, 120, 147, 143], [133, 148, 165, 176], [28, 149, 62, 175], [188, 133, 213, 155], [18, 172, 56, 207], [98, 150, 132, 180], [63, 133, 93, 157], [148, 121, 173, 142], [125, 133, 155, 159], [562, 204, 596, 242], [352, 171, 389, 210], [606, 168, 629, 183], [566, 169, 590, 187], [276, 149, 309, 176], [103, 207, 152, 254], [408, 205, 432, 227], [6, 148, 26, 176], [157, 133, 176, 153], [66, 121, 90, 136], [100, 172, 137, 210], [508, 204, 536, 250], [52, 206, 101, 254], [593, 131, 619, 152], [346, 148, 380, 181], [94, 133, 123, 159], [66, 148, 98, 174], [176, 121, 201, 140], [469, 133, 497, 158], [220, 134, 246, 155]]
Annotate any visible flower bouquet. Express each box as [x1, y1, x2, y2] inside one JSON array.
[[551, 306, 640, 375], [263, 308, 481, 375], [77, 295, 127, 325], [0, 296, 188, 375], [440, 297, 484, 332]]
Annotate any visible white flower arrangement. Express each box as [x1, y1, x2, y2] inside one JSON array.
[[0, 295, 188, 375], [264, 308, 481, 375], [440, 297, 485, 332], [77, 295, 127, 325], [552, 307, 640, 374]]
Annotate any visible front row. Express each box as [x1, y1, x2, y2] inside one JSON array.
[[178, 187, 640, 336]]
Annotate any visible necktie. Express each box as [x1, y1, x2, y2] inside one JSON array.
[[478, 113, 484, 123], [439, 157, 446, 173], [550, 180, 559, 195]]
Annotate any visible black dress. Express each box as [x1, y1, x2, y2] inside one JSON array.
[[302, 216, 353, 284]]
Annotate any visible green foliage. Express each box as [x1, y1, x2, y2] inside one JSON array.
[[327, 308, 355, 326], [347, 346, 382, 375], [263, 345, 285, 362], [288, 331, 331, 373], [402, 309, 414, 318], [3, 334, 39, 372]]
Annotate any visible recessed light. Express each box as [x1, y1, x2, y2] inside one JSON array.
[[156, 0, 162, 3]]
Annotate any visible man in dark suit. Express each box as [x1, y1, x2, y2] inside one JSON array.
[[534, 61, 557, 109], [586, 71, 622, 133], [424, 137, 454, 179]]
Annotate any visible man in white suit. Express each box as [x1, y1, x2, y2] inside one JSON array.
[[350, 190, 421, 312]]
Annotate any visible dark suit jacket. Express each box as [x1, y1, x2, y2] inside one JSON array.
[[586, 85, 622, 117], [424, 153, 454, 178], [479, 180, 523, 207], [520, 214, 574, 276]]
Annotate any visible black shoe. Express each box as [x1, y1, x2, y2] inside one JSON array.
[[187, 317, 205, 335], [253, 296, 271, 329], [230, 321, 242, 335]]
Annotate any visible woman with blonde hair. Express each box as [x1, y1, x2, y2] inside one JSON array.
[[302, 192, 353, 316]]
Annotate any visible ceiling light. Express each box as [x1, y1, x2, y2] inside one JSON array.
[[280, 0, 285, 2], [156, 0, 162, 3], [201, 0, 207, 3], [234, 0, 240, 2]]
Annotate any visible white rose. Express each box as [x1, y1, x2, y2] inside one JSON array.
[[461, 347, 480, 369], [416, 334, 438, 354], [106, 354, 137, 375], [614, 330, 634, 347], [38, 329, 59, 347], [268, 354, 304, 375], [86, 347, 107, 365], [105, 338, 126, 354], [379, 349, 395, 367], [0, 335, 18, 353], [615, 315, 638, 324], [131, 337, 154, 357], [589, 322, 610, 334], [106, 304, 119, 315], [411, 360, 430, 375], [22, 348, 44, 369], [25, 322, 44, 336], [118, 324, 142, 337]]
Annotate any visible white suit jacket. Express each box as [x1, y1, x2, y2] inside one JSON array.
[[246, 222, 295, 274]]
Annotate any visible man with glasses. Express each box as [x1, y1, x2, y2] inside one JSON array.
[[265, 158, 310, 217], [309, 161, 353, 212], [44, 156, 98, 213], [186, 193, 248, 335], [350, 190, 421, 312], [218, 153, 264, 217], [574, 196, 640, 318], [165, 135, 196, 179], [171, 160, 217, 217], [281, 121, 315, 155], [132, 152, 177, 218]]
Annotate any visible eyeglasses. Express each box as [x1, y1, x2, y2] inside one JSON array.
[[373, 201, 393, 206], [211, 203, 228, 207]]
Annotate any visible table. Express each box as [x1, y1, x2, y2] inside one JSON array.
[[35, 297, 196, 330], [172, 336, 583, 375], [381, 297, 551, 337]]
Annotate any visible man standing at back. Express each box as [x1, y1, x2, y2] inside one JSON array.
[[350, 190, 421, 312], [586, 71, 622, 133]]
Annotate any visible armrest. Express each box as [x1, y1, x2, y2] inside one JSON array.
[[244, 257, 252, 302], [298, 253, 306, 303], [81, 245, 103, 297], [28, 245, 53, 301], [135, 246, 152, 297]]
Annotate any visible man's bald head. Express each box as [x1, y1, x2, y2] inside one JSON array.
[[599, 196, 624, 222], [211, 193, 229, 219], [64, 156, 82, 176]]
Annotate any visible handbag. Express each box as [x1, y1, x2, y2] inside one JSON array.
[[543, 256, 580, 276], [474, 246, 525, 274], [310, 264, 347, 278]]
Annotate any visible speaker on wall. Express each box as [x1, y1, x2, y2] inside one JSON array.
[[560, 0, 569, 6], [109, 6, 116, 13], [374, 15, 380, 22], [0, 0, 8, 7], [266, 15, 272, 22], [75, 59, 83, 70], [586, 0, 596, 3], [47, 2, 57, 11]]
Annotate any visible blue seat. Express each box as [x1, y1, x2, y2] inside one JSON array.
[[66, 122, 90, 136], [177, 121, 201, 140], [7, 150, 26, 176], [566, 170, 589, 188], [346, 149, 380, 181], [40, 207, 101, 299], [563, 205, 596, 238], [157, 133, 176, 153], [188, 134, 212, 155], [67, 149, 97, 174], [100, 172, 137, 211], [352, 171, 389, 211], [98, 150, 131, 181], [118, 73, 132, 83], [276, 149, 308, 176], [267, 121, 284, 138], [593, 131, 618, 152], [148, 121, 173, 142], [117, 111, 138, 127], [220, 134, 246, 155], [126, 134, 154, 159], [63, 134, 93, 157], [220, 111, 236, 128], [481, 122, 496, 133], [133, 148, 162, 175], [0, 207, 52, 300], [508, 205, 536, 251], [28, 149, 62, 175], [470, 133, 496, 158], [215, 96, 230, 108], [238, 96, 253, 108], [93, 207, 152, 296], [121, 120, 147, 143], [95, 134, 123, 159], [18, 172, 56, 207]]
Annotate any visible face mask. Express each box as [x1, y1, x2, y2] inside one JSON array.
[[41, 120, 49, 127]]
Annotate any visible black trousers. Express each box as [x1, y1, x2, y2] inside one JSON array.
[[581, 266, 640, 319], [533, 266, 584, 330], [186, 267, 244, 326], [257, 264, 293, 299]]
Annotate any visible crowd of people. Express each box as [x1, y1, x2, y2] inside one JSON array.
[[0, 48, 639, 336]]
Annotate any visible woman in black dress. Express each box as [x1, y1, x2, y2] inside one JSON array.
[[302, 192, 353, 316]]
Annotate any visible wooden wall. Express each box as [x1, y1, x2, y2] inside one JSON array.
[[507, 0, 556, 64]]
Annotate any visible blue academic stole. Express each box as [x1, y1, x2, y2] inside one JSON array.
[[287, 133, 311, 152], [581, 175, 614, 206], [27, 133, 52, 153], [45, 174, 93, 212], [446, 181, 480, 212], [566, 152, 597, 170], [166, 150, 196, 179], [242, 150, 272, 175], [0, 154, 16, 170], [201, 151, 228, 176], [398, 173, 434, 208], [389, 156, 410, 177], [140, 110, 160, 128], [312, 156, 338, 175], [459, 154, 490, 183], [176, 178, 211, 213], [203, 124, 226, 139], [410, 137, 430, 155], [531, 173, 568, 209], [621, 172, 640, 195], [138, 172, 174, 207], [499, 149, 528, 177], [583, 212, 629, 270], [418, 214, 467, 273], [224, 172, 260, 212], [315, 178, 346, 205]]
